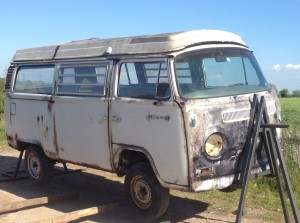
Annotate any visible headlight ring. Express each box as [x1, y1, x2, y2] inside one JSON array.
[[204, 133, 225, 160]]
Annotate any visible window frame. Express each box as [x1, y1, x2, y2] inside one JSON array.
[[115, 58, 172, 101], [55, 61, 110, 97], [13, 64, 56, 95]]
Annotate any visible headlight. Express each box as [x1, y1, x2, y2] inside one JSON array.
[[205, 133, 224, 158]]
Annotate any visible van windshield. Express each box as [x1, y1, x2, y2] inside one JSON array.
[[174, 48, 268, 99]]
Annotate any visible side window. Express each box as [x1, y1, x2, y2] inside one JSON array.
[[243, 57, 260, 85], [14, 66, 54, 94], [144, 63, 168, 83], [119, 63, 138, 85], [118, 61, 170, 99], [175, 62, 192, 84], [57, 64, 107, 96]]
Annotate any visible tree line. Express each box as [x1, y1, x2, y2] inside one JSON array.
[[279, 89, 300, 98]]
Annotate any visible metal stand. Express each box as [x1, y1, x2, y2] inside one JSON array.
[[0, 150, 81, 183], [236, 95, 300, 223], [0, 150, 27, 182]]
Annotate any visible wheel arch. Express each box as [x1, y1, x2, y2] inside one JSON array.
[[13, 139, 57, 161], [114, 144, 158, 176], [112, 143, 188, 191], [16, 139, 43, 151]]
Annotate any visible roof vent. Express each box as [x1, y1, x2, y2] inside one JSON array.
[[130, 36, 169, 44]]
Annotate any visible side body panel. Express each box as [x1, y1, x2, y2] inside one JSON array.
[[111, 98, 188, 185], [5, 93, 58, 158], [53, 96, 111, 169]]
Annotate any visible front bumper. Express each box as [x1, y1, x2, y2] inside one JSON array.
[[192, 164, 270, 192]]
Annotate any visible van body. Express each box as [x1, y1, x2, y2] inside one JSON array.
[[4, 30, 281, 217]]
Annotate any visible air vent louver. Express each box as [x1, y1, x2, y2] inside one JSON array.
[[5, 65, 15, 91]]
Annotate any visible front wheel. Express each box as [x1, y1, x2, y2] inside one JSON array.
[[25, 147, 54, 185], [124, 163, 170, 219]]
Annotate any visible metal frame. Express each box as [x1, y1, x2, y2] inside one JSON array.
[[236, 94, 300, 223]]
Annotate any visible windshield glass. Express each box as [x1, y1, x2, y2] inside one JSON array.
[[174, 48, 268, 99]]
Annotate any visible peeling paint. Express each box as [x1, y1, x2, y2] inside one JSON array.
[[182, 91, 280, 191], [52, 113, 59, 156]]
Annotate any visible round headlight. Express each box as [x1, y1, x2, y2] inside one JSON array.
[[205, 133, 224, 158]]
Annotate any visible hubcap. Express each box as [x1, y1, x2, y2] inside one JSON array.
[[27, 152, 41, 179], [131, 176, 152, 210]]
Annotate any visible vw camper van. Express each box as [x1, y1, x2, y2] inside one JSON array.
[[4, 30, 281, 218]]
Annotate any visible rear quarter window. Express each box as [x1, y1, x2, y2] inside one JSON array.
[[14, 66, 54, 94]]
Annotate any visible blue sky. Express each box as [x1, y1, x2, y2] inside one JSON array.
[[0, 0, 299, 90]]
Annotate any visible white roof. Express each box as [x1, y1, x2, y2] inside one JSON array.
[[13, 30, 247, 62]]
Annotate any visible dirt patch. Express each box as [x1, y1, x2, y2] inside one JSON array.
[[0, 146, 284, 222]]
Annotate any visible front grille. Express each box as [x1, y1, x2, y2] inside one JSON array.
[[222, 109, 250, 123]]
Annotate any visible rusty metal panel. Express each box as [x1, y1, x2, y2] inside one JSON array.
[[182, 90, 280, 191], [13, 46, 58, 62], [4, 93, 58, 158]]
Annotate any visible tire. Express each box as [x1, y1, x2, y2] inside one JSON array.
[[124, 163, 170, 219], [25, 147, 54, 185]]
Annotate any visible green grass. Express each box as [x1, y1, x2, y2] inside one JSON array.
[[280, 97, 300, 207], [243, 98, 300, 210], [0, 118, 6, 144]]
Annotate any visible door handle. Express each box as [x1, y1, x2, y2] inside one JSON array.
[[111, 115, 122, 123]]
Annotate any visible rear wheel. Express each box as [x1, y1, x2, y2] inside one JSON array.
[[25, 147, 54, 185], [125, 163, 170, 219]]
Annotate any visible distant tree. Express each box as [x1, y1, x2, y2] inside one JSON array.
[[279, 88, 289, 97], [292, 90, 300, 97]]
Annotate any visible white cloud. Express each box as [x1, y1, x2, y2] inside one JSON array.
[[272, 63, 300, 71], [273, 64, 281, 71], [285, 64, 300, 70]]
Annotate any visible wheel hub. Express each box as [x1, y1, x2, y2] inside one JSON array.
[[131, 176, 152, 210], [28, 153, 41, 179]]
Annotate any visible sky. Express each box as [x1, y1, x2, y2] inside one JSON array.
[[0, 0, 299, 90]]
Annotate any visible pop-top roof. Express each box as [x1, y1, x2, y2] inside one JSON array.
[[12, 30, 247, 62]]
